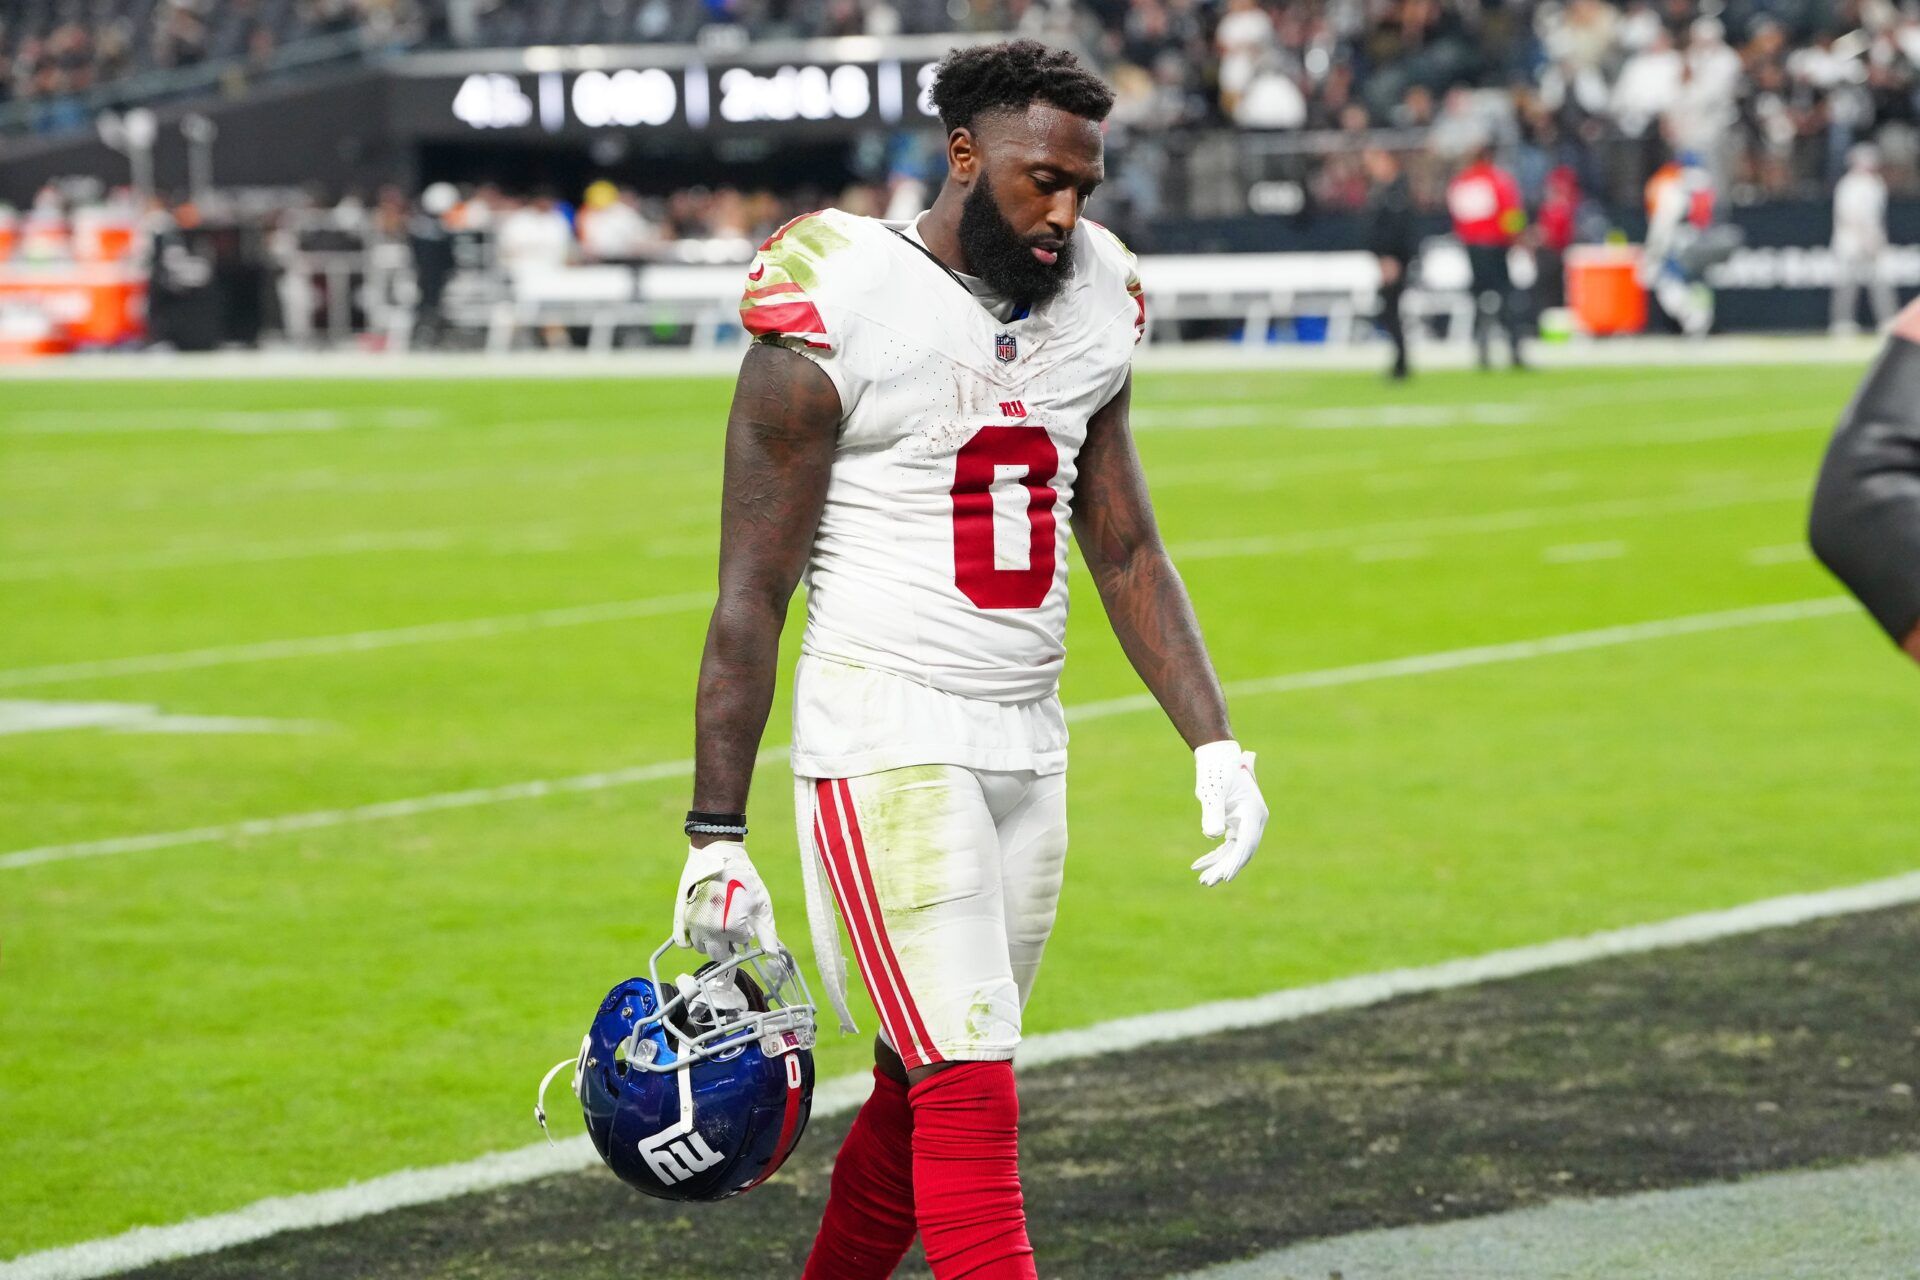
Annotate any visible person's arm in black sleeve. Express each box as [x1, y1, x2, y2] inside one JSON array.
[[1809, 300, 1920, 663], [1362, 191, 1390, 259]]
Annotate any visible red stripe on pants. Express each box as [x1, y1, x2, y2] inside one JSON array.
[[813, 780, 942, 1069], [833, 778, 943, 1061]]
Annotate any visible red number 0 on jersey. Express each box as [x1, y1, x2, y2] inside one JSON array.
[[950, 424, 1059, 610]]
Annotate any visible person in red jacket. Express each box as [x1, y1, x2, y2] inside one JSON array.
[[1446, 143, 1528, 370], [1534, 165, 1581, 312]]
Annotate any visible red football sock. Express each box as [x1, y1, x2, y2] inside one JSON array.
[[908, 1061, 1037, 1280], [802, 1068, 917, 1280]]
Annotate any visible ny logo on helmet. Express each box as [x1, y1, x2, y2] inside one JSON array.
[[639, 1128, 726, 1184]]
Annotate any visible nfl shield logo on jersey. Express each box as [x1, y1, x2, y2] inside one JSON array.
[[994, 332, 1018, 364]]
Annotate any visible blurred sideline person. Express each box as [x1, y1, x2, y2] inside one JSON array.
[[1446, 143, 1528, 370], [495, 192, 573, 272], [1639, 149, 1740, 338], [577, 180, 660, 262], [1830, 144, 1897, 336], [672, 40, 1269, 1280], [1810, 299, 1920, 664], [1363, 147, 1417, 380], [1534, 166, 1581, 312], [407, 182, 457, 348]]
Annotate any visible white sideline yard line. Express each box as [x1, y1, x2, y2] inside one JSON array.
[[1147, 409, 1815, 491], [4, 408, 444, 434], [1749, 542, 1813, 566], [0, 595, 1854, 872], [1134, 402, 1541, 430], [1176, 1154, 1920, 1280], [0, 531, 469, 581], [1352, 542, 1432, 563], [1134, 373, 1765, 431], [1058, 596, 1853, 725], [1543, 539, 1629, 564], [2, 526, 711, 582], [1131, 372, 1763, 413], [1168, 483, 1805, 563], [8, 867, 1920, 1280], [0, 333, 1884, 382], [0, 529, 590, 581], [0, 593, 712, 690]]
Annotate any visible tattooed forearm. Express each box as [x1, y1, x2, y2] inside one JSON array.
[[689, 342, 840, 839], [1073, 375, 1234, 749]]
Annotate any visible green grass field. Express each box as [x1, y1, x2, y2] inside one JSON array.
[[4, 361, 1919, 1262]]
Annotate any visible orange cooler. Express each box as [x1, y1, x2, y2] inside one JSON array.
[[1566, 245, 1647, 336]]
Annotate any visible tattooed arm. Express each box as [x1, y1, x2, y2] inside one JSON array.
[[688, 342, 841, 846], [1074, 373, 1234, 748]]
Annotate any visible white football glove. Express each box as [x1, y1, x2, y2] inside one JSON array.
[[1191, 739, 1269, 887], [672, 841, 783, 963]]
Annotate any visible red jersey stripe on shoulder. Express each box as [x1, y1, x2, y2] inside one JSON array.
[[745, 281, 808, 301], [758, 209, 830, 253], [740, 299, 830, 347]]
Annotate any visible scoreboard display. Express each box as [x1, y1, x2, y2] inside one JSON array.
[[393, 56, 944, 139]]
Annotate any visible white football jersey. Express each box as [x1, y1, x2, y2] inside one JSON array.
[[740, 208, 1144, 777]]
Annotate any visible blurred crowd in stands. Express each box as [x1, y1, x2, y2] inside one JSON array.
[[1, 0, 421, 112], [394, 177, 920, 262], [5, 0, 1920, 210], [0, 174, 909, 269]]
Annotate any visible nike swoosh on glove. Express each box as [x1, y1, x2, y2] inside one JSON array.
[[673, 841, 783, 963], [1191, 739, 1269, 887]]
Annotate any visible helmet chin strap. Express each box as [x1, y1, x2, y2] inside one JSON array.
[[533, 1056, 577, 1146]]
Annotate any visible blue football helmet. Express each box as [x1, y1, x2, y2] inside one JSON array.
[[536, 938, 817, 1201]]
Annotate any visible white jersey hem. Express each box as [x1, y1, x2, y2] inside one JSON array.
[[789, 744, 1068, 779]]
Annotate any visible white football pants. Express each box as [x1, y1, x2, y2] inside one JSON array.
[[795, 765, 1068, 1070]]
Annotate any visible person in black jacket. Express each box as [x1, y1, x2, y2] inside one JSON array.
[[1809, 299, 1920, 665], [1363, 147, 1418, 380]]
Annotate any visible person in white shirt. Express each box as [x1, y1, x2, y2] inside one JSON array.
[[1611, 27, 1684, 139], [494, 194, 573, 272], [1215, 0, 1277, 115], [1831, 144, 1898, 335], [1234, 49, 1308, 128], [576, 182, 657, 262]]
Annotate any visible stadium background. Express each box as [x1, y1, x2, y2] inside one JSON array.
[[6, 1, 1920, 1278]]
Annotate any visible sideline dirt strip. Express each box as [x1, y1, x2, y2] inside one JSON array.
[[0, 596, 1855, 871], [7, 867, 1920, 1280]]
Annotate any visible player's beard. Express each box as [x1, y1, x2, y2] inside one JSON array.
[[957, 172, 1074, 309]]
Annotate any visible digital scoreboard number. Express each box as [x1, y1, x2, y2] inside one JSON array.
[[445, 60, 940, 134]]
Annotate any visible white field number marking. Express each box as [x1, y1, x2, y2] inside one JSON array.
[[0, 701, 320, 737]]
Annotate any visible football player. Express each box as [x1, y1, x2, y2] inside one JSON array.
[[1810, 297, 1920, 665], [675, 40, 1270, 1278]]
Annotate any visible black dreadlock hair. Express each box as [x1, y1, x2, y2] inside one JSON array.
[[928, 40, 1115, 134]]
